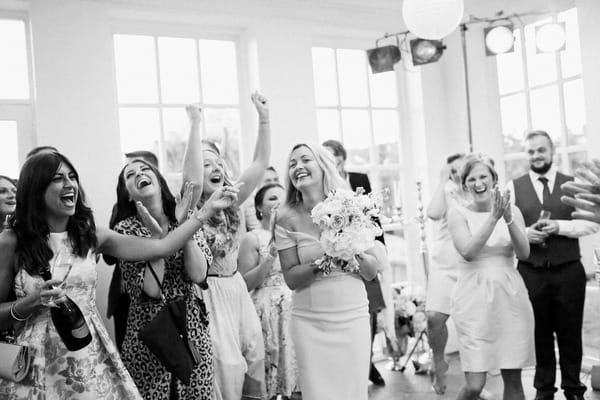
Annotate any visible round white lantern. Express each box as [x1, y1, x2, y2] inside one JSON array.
[[485, 25, 515, 55], [402, 0, 465, 40]]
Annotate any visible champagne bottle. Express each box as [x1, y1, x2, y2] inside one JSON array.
[[41, 259, 92, 351]]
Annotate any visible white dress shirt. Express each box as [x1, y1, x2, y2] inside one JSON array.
[[505, 166, 599, 238]]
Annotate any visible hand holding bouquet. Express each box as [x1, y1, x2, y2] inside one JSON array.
[[311, 188, 383, 275]]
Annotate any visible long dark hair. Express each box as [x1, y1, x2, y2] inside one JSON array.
[[110, 159, 177, 229], [11, 152, 97, 276], [254, 183, 284, 221]]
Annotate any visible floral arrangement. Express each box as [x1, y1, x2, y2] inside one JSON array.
[[311, 188, 383, 275], [392, 282, 427, 334]]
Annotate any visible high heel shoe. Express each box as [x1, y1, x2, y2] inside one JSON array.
[[430, 359, 449, 395]]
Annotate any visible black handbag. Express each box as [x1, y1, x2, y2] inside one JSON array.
[[138, 266, 200, 385]]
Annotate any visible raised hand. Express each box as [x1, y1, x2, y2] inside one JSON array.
[[176, 182, 194, 224], [502, 189, 512, 222], [186, 104, 202, 125], [439, 164, 452, 181], [562, 192, 600, 224], [251, 91, 269, 122], [135, 201, 163, 238], [490, 186, 504, 220]]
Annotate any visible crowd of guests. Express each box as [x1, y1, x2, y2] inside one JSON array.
[[1, 91, 600, 400]]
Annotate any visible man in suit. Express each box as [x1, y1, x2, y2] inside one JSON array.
[[507, 131, 598, 400], [323, 139, 387, 386]]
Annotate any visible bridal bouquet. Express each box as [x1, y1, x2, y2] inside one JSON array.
[[311, 188, 383, 275]]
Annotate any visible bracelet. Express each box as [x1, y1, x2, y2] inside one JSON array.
[[259, 119, 269, 125], [194, 207, 209, 224], [10, 301, 31, 321]]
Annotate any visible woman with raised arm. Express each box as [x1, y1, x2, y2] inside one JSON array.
[[447, 155, 534, 400], [238, 183, 299, 399], [111, 150, 214, 399], [275, 143, 386, 400], [182, 93, 270, 400], [0, 151, 236, 399]]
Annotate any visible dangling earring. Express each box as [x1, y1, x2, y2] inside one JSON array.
[[257, 210, 263, 219]]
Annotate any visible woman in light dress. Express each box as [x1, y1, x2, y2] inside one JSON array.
[[447, 155, 535, 400], [275, 143, 386, 400], [182, 93, 270, 400], [0, 151, 234, 399], [238, 183, 298, 399]]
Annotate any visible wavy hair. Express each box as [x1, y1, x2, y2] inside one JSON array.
[[110, 159, 177, 229], [284, 143, 348, 208], [11, 152, 97, 276]]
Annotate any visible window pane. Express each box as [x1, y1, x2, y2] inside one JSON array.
[[341, 109, 370, 165], [524, 19, 557, 87], [504, 157, 530, 182], [162, 108, 189, 173], [198, 40, 239, 105], [118, 108, 161, 155], [203, 108, 241, 179], [158, 37, 200, 104], [369, 71, 397, 107], [563, 79, 586, 146], [0, 121, 19, 177], [530, 85, 561, 142], [496, 30, 524, 94], [312, 47, 339, 107], [372, 110, 400, 164], [0, 19, 29, 100], [114, 35, 159, 103], [500, 93, 528, 153], [568, 150, 587, 175], [316, 109, 341, 143], [336, 49, 369, 107], [559, 8, 582, 78]]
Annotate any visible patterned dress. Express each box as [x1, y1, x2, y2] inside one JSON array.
[[0, 232, 142, 400], [198, 208, 266, 400], [250, 229, 298, 398], [114, 217, 214, 400]]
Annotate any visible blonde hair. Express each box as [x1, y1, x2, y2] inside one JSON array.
[[284, 143, 348, 207]]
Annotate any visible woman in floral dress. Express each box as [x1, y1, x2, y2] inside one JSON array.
[[182, 93, 270, 400], [111, 156, 214, 399], [238, 183, 298, 399], [0, 151, 235, 399]]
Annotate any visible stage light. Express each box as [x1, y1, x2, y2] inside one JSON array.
[[402, 0, 464, 40], [484, 23, 515, 56], [535, 22, 566, 53], [366, 38, 401, 74], [410, 38, 446, 66]]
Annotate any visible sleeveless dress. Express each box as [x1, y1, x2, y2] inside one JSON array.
[[198, 210, 266, 400], [0, 232, 142, 400], [275, 225, 370, 400], [450, 207, 535, 372], [250, 229, 298, 398], [114, 217, 214, 400], [426, 181, 463, 315]]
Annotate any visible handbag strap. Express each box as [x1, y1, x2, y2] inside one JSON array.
[[146, 264, 167, 304]]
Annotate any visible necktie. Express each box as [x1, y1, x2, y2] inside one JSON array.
[[538, 176, 551, 207]]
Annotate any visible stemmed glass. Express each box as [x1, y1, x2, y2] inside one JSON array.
[[41, 250, 74, 307], [536, 210, 551, 248]]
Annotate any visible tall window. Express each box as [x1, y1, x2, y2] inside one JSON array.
[[311, 47, 403, 216], [0, 17, 33, 178], [496, 8, 586, 180], [113, 35, 242, 180]]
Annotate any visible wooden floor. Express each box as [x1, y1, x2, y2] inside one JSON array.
[[368, 353, 600, 400]]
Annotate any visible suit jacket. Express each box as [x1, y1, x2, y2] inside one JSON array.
[[347, 171, 386, 313]]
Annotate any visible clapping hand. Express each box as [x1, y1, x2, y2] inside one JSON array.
[[136, 201, 163, 238], [186, 104, 202, 125], [204, 182, 243, 215], [490, 186, 510, 221], [251, 91, 269, 122], [176, 182, 194, 224], [561, 159, 600, 224]]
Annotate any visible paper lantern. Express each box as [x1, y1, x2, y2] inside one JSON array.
[[402, 0, 464, 40]]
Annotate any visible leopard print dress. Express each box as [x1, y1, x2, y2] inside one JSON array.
[[114, 217, 214, 400]]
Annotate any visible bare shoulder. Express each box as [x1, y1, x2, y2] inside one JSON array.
[[275, 205, 296, 229], [0, 229, 17, 250], [240, 230, 259, 249]]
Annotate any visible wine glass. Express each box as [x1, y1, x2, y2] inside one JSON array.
[[536, 210, 551, 248]]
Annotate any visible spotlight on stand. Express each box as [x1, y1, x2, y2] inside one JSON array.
[[535, 22, 566, 53], [367, 36, 401, 74], [484, 22, 515, 56], [410, 38, 446, 66]]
